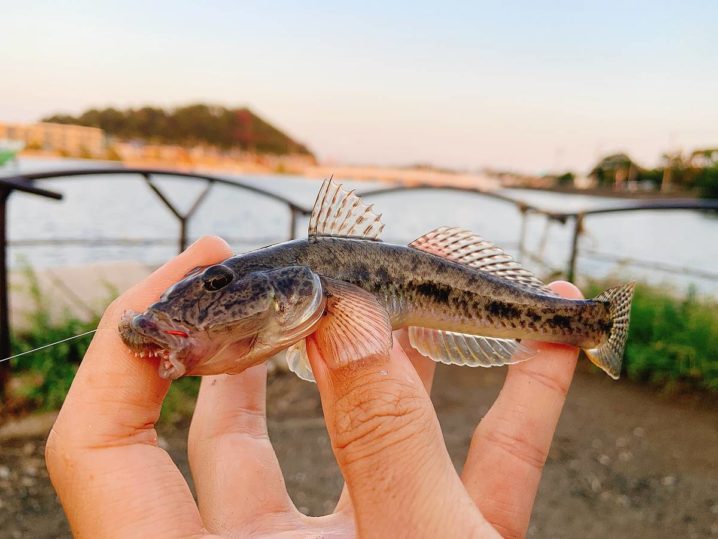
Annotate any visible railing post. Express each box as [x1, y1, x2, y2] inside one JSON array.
[[567, 214, 584, 283], [289, 207, 298, 240], [0, 187, 10, 395], [0, 179, 61, 397], [517, 205, 528, 262], [179, 218, 188, 253]]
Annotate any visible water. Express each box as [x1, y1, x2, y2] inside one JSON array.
[[4, 158, 718, 296]]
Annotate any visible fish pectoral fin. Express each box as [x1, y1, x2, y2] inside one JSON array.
[[308, 178, 384, 241], [409, 227, 557, 297], [286, 339, 316, 382], [313, 278, 392, 367], [408, 326, 535, 367]]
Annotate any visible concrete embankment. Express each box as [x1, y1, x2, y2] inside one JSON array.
[[9, 261, 153, 331]]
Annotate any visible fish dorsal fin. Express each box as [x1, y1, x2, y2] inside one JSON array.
[[409, 226, 557, 296], [308, 178, 384, 241], [408, 327, 535, 367]]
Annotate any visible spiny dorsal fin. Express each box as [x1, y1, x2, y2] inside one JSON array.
[[409, 226, 557, 296], [408, 327, 535, 367], [308, 178, 384, 241]]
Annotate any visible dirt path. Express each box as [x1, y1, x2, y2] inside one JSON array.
[[1, 366, 717, 538]]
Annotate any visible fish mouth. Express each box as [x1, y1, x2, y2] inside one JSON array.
[[119, 311, 193, 380]]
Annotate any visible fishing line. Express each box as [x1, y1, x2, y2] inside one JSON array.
[[0, 329, 98, 364]]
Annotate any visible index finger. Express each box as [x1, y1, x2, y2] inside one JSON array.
[[461, 281, 582, 539], [46, 236, 232, 537]]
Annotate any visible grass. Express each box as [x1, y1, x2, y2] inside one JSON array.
[[8, 267, 200, 422], [160, 377, 201, 424], [6, 271, 718, 418], [586, 280, 718, 391], [9, 267, 97, 410]]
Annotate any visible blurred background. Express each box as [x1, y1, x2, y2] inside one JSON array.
[[1, 2, 717, 537]]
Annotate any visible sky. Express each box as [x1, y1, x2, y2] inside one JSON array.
[[1, 0, 717, 174]]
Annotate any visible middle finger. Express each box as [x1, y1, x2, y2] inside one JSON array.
[[188, 364, 297, 533], [334, 329, 436, 513]]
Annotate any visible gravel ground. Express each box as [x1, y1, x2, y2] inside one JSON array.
[[1, 365, 717, 538]]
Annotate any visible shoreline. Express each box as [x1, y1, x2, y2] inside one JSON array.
[[9, 151, 700, 200], [513, 184, 698, 200]]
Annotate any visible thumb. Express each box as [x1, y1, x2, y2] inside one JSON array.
[[306, 337, 488, 537]]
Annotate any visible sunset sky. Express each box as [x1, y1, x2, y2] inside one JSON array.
[[2, 1, 716, 174]]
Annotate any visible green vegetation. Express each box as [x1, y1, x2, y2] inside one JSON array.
[[587, 281, 718, 390], [10, 269, 96, 410], [590, 153, 639, 186], [588, 148, 718, 194], [160, 377, 200, 424], [44, 103, 314, 156], [696, 165, 718, 199], [9, 269, 199, 422], [0, 146, 20, 167]]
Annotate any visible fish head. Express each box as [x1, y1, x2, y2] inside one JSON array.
[[119, 263, 326, 380]]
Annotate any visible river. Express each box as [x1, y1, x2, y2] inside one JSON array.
[[4, 158, 717, 296]]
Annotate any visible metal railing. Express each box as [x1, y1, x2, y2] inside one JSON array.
[[1, 166, 717, 393], [0, 176, 62, 390]]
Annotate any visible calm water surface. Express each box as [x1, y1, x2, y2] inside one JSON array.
[[4, 158, 717, 296]]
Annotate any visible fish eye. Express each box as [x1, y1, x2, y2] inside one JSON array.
[[202, 265, 235, 291]]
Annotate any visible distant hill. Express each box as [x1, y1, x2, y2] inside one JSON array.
[[43, 104, 313, 156]]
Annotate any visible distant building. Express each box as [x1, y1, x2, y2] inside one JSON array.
[[0, 121, 106, 157]]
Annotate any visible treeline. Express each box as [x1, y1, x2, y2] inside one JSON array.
[[43, 104, 313, 156], [553, 149, 718, 198]]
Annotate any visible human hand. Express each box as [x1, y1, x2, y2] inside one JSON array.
[[45, 236, 357, 537], [45, 234, 580, 538], [305, 280, 582, 539]]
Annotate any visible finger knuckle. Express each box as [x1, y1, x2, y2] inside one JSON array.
[[188, 405, 269, 462], [331, 377, 433, 466], [518, 365, 571, 398], [98, 296, 126, 329], [45, 428, 80, 482], [104, 296, 123, 318], [475, 423, 547, 471]]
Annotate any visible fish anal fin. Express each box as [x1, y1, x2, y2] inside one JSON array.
[[308, 178, 384, 241], [313, 278, 392, 368], [410, 226, 557, 296], [286, 339, 316, 382], [408, 326, 535, 367]]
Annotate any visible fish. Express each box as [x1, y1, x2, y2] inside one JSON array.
[[119, 179, 635, 381]]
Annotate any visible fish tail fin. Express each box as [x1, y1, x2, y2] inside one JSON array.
[[583, 282, 636, 379]]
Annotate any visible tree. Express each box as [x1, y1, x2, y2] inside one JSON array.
[[42, 104, 314, 156], [555, 172, 575, 186], [659, 151, 689, 192], [589, 153, 640, 188], [696, 166, 718, 199]]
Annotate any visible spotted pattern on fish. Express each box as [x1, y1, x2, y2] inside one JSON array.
[[214, 237, 615, 350]]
